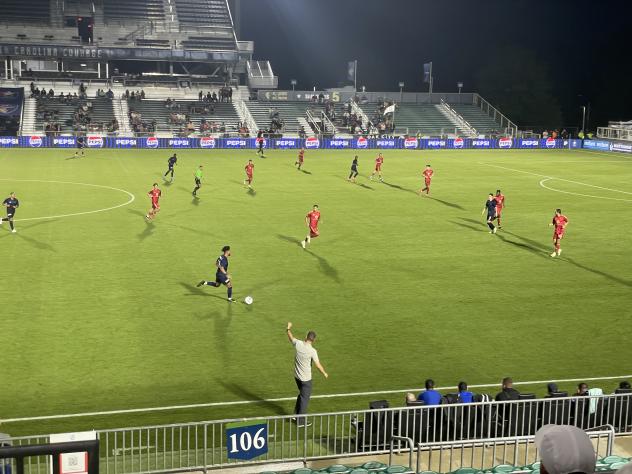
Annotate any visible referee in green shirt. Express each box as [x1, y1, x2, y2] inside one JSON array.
[[192, 165, 203, 197]]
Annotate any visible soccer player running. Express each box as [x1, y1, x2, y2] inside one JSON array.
[[1, 192, 19, 233], [73, 135, 85, 158], [145, 183, 161, 220], [164, 153, 177, 182], [348, 156, 359, 182], [419, 164, 434, 195], [196, 245, 235, 302], [301, 204, 321, 249], [481, 193, 498, 234], [295, 148, 305, 170], [369, 153, 384, 181], [244, 159, 255, 188], [192, 165, 203, 197], [494, 189, 506, 228], [549, 208, 569, 257], [256, 130, 265, 158]]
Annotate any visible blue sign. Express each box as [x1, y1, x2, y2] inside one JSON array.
[[426, 139, 447, 149], [224, 138, 248, 148], [0, 137, 19, 147], [375, 138, 398, 149], [471, 138, 493, 149], [328, 138, 351, 149], [582, 139, 611, 151], [518, 139, 540, 149], [226, 422, 268, 461], [610, 142, 632, 153]]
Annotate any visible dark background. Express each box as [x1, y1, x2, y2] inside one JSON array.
[[236, 0, 631, 130]]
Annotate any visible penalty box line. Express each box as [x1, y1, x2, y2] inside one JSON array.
[[2, 374, 631, 424]]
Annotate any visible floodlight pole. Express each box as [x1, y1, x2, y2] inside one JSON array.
[[581, 105, 586, 133], [354, 60, 358, 91], [429, 62, 433, 95]]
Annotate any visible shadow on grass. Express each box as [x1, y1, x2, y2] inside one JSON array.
[[382, 181, 416, 195], [496, 233, 549, 259], [16, 232, 56, 252], [191, 196, 201, 205], [561, 257, 632, 288], [247, 188, 257, 197], [138, 220, 155, 241], [358, 183, 374, 191], [217, 381, 287, 416], [449, 220, 482, 233], [276, 234, 341, 282], [300, 169, 312, 175], [277, 234, 301, 248], [427, 196, 466, 210], [179, 282, 231, 301]]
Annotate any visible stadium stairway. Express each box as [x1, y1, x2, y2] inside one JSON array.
[[115, 99, 134, 135], [21, 97, 37, 134], [360, 103, 467, 137]]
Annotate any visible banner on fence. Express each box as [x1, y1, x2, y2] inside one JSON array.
[[225, 421, 268, 461]]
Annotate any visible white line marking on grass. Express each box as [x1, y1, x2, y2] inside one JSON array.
[[539, 178, 632, 202], [2, 374, 631, 423], [0, 179, 135, 221], [480, 163, 632, 196]]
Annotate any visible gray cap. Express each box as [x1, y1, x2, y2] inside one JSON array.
[[535, 425, 596, 474]]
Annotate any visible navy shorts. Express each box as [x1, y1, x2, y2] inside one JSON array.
[[215, 273, 230, 285], [487, 212, 496, 221]]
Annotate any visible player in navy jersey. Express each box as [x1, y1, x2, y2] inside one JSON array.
[[164, 154, 177, 182], [1, 192, 19, 233], [481, 193, 498, 234], [196, 245, 235, 302], [348, 156, 359, 182]]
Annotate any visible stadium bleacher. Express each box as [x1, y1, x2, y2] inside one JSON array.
[[127, 98, 241, 136], [360, 103, 466, 137], [103, 0, 166, 22], [451, 104, 503, 135], [174, 0, 233, 27], [247, 100, 327, 134], [34, 96, 116, 134], [3, 0, 50, 24], [181, 36, 237, 51]]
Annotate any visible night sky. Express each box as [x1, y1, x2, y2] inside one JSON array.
[[237, 0, 631, 129]]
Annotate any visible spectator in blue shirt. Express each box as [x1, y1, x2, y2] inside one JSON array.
[[418, 379, 442, 405], [457, 381, 474, 403]]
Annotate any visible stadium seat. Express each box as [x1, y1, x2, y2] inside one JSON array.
[[327, 465, 351, 473]]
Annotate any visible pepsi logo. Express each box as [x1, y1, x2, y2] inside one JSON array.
[[200, 137, 216, 148], [404, 138, 418, 149], [29, 136, 43, 147], [498, 138, 513, 149], [453, 137, 464, 149], [356, 137, 368, 148], [87, 136, 104, 148], [146, 137, 159, 148], [305, 137, 320, 149], [545, 137, 556, 148]]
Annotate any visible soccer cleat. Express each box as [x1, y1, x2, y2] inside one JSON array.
[[306, 235, 311, 243], [11, 228, 16, 233], [550, 252, 557, 257], [301, 240, 306, 249], [227, 298, 236, 303], [492, 227, 497, 234], [196, 280, 206, 287], [557, 249, 562, 256]]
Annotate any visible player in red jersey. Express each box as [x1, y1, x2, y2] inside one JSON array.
[[243, 159, 255, 188], [295, 148, 305, 170], [301, 204, 321, 249], [419, 164, 434, 195], [494, 189, 506, 228], [549, 208, 568, 257], [370, 153, 384, 181], [145, 183, 162, 220]]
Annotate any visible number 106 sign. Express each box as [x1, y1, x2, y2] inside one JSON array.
[[226, 421, 268, 460]]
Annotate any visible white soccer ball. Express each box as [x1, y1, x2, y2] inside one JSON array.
[[244, 296, 254, 305]]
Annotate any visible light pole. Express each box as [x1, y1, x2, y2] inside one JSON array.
[[398, 81, 404, 103], [581, 105, 586, 134], [290, 79, 297, 92], [457, 82, 463, 103]]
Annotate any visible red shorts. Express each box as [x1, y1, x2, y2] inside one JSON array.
[[496, 208, 502, 217], [298, 157, 304, 163], [375, 165, 382, 171], [152, 201, 160, 210], [246, 174, 253, 181], [424, 178, 431, 186], [309, 226, 319, 238], [553, 230, 565, 240]]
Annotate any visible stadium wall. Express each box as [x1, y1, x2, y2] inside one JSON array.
[[0, 136, 596, 150]]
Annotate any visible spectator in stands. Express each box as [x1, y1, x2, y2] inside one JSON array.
[[106, 89, 114, 100], [125, 89, 130, 100], [534, 425, 596, 474], [30, 82, 35, 94], [140, 90, 146, 100], [198, 90, 203, 101], [495, 377, 520, 401], [212, 91, 218, 102], [618, 381, 632, 391], [457, 381, 474, 403], [417, 379, 442, 405], [576, 383, 589, 396]]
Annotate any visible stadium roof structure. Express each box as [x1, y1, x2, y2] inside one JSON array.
[[0, 0, 254, 82]]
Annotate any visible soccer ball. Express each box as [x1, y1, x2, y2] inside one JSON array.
[[244, 296, 254, 305]]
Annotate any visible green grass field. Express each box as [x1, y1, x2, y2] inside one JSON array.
[[1, 147, 631, 437]]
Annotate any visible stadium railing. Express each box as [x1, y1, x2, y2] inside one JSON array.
[[597, 127, 632, 142], [0, 393, 629, 474], [472, 94, 518, 137]]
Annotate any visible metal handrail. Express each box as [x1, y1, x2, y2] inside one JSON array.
[[473, 93, 518, 136], [440, 98, 477, 137], [234, 96, 258, 133], [388, 436, 414, 469], [306, 108, 321, 134]]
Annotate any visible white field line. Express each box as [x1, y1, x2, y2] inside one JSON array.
[[2, 374, 631, 424], [540, 178, 632, 202], [480, 163, 632, 195], [0, 179, 135, 221]]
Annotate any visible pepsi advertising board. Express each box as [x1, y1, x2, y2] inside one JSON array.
[[375, 138, 398, 149], [224, 138, 248, 148], [426, 139, 447, 149], [112, 138, 138, 148], [327, 138, 351, 149], [0, 137, 19, 147], [274, 138, 300, 149], [470, 138, 493, 148], [166, 138, 192, 148], [304, 137, 320, 149], [519, 139, 540, 149]]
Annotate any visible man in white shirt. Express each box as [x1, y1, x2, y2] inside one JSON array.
[[286, 322, 328, 427]]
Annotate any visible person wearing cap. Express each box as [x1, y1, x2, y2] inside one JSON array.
[[535, 425, 596, 474], [495, 377, 521, 401]]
